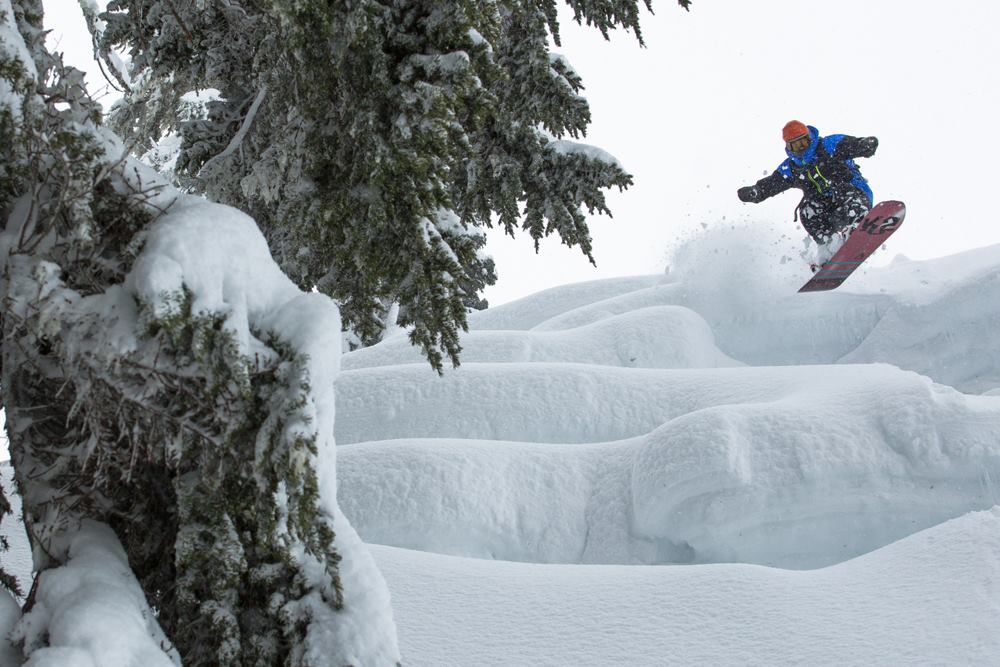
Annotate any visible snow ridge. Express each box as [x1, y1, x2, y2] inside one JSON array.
[[338, 241, 1000, 571], [333, 238, 1000, 663]]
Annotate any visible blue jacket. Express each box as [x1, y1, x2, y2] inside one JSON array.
[[757, 125, 876, 204]]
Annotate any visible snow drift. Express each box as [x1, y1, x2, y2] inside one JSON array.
[[337, 363, 1000, 568], [374, 507, 1000, 666], [337, 230, 1000, 572]]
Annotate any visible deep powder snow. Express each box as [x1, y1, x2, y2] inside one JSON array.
[[4, 222, 1000, 664]]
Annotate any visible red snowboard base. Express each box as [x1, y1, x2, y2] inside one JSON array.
[[798, 200, 906, 293]]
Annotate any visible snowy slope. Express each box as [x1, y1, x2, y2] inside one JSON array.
[[375, 508, 1000, 666], [332, 229, 1000, 664], [338, 238, 1000, 569]]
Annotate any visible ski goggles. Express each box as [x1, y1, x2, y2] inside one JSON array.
[[786, 134, 811, 154]]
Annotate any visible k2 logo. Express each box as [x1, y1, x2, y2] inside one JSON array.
[[861, 214, 902, 235]]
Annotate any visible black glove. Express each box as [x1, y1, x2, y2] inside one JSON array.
[[859, 136, 878, 157], [738, 185, 761, 203]]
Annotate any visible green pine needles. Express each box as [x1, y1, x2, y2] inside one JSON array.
[[137, 292, 343, 665], [98, 0, 691, 371]]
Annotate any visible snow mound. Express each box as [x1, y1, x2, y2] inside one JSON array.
[[629, 371, 1000, 567], [373, 507, 1000, 666], [339, 438, 613, 563], [336, 237, 1000, 573], [467, 274, 663, 331], [520, 221, 802, 333], [524, 277, 892, 365], [344, 306, 740, 370], [839, 249, 1000, 393], [529, 282, 684, 331], [470, 240, 1000, 393], [336, 363, 785, 445], [338, 365, 1000, 568]]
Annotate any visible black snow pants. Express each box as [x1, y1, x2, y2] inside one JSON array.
[[797, 188, 871, 244]]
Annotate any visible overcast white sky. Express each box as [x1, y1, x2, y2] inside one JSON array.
[[43, 0, 1000, 305]]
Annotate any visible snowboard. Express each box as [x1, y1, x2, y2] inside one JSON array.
[[798, 200, 906, 293]]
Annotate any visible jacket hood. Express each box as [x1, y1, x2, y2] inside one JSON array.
[[786, 125, 820, 165]]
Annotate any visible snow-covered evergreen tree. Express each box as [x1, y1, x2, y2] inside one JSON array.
[[96, 0, 691, 369], [1, 0, 689, 663], [1, 0, 398, 663]]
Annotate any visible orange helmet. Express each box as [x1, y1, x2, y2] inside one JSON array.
[[782, 120, 809, 142]]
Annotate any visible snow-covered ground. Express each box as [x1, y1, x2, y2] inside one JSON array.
[[5, 223, 1000, 663], [371, 508, 1000, 665], [337, 225, 1000, 664]]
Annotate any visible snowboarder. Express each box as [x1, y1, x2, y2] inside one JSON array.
[[737, 120, 879, 269]]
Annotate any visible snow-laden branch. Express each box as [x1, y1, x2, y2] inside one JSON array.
[[545, 138, 623, 169], [118, 184, 400, 664], [12, 521, 180, 666], [197, 86, 268, 177], [77, 0, 132, 94]]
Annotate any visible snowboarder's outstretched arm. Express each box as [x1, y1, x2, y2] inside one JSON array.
[[737, 169, 792, 203], [831, 135, 878, 160]]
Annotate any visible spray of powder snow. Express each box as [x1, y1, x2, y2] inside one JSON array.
[[664, 217, 809, 321]]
